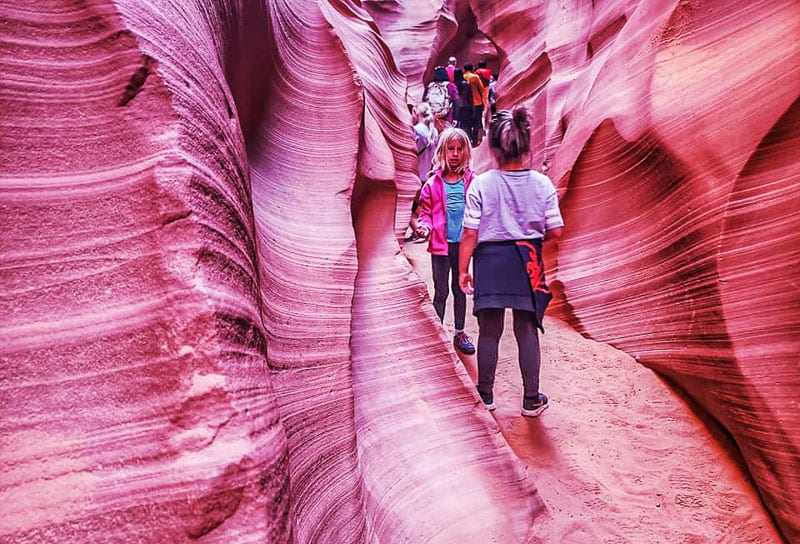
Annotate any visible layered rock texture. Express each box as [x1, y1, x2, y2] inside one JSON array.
[[469, 2, 800, 541], [1, 1, 797, 543]]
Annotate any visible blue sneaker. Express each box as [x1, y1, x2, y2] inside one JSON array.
[[453, 332, 475, 354], [521, 393, 548, 417]]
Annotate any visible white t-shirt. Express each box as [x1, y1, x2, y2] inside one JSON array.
[[463, 169, 563, 242], [413, 121, 438, 181]]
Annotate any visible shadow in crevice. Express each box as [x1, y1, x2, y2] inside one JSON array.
[[587, 14, 627, 59]]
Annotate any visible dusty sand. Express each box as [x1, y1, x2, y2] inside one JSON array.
[[402, 239, 783, 543]]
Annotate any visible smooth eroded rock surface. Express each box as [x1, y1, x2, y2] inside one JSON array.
[[1, 0, 798, 542], [1, 1, 542, 543]]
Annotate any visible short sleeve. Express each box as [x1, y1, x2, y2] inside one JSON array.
[[463, 178, 482, 230], [544, 178, 564, 230]]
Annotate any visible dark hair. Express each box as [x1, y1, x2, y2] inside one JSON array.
[[463, 63, 474, 72], [478, 60, 487, 68], [489, 107, 531, 161], [453, 68, 465, 83], [432, 66, 448, 82]]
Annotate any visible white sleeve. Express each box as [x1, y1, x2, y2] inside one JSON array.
[[544, 179, 564, 230], [463, 178, 482, 230]]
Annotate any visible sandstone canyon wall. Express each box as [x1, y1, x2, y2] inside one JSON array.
[[462, 0, 800, 541], [1, 1, 540, 542], [1, 1, 798, 543]]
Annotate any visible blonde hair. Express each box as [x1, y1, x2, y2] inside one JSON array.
[[489, 106, 531, 162], [412, 101, 432, 124], [432, 127, 471, 175]]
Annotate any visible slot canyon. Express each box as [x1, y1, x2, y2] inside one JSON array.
[[1, 1, 798, 542]]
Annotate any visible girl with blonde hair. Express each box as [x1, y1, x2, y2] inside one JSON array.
[[415, 127, 476, 354]]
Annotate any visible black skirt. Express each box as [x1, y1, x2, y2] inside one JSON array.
[[473, 240, 552, 331]]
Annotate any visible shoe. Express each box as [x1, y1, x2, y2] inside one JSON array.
[[413, 235, 427, 243], [453, 332, 476, 354], [521, 393, 549, 417], [478, 389, 496, 411]]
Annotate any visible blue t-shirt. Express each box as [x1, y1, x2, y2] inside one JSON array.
[[444, 178, 466, 242]]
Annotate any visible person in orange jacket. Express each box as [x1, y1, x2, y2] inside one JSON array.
[[462, 63, 485, 146]]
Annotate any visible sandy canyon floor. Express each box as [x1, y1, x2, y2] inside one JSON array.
[[402, 238, 783, 544]]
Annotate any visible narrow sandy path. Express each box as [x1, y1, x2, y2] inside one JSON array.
[[402, 239, 783, 543]]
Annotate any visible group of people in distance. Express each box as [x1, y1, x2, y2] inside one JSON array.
[[424, 56, 496, 147], [406, 56, 496, 247], [408, 97, 565, 418]]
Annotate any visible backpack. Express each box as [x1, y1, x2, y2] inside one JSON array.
[[426, 82, 450, 118]]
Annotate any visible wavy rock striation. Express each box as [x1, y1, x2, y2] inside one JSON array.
[[2, 0, 798, 542], [1, 1, 287, 542], [1, 0, 541, 542], [463, 0, 800, 540], [369, 0, 799, 540]]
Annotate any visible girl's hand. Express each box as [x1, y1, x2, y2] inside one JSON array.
[[459, 272, 474, 295], [415, 225, 430, 239]]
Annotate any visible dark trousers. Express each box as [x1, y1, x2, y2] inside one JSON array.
[[472, 104, 484, 132], [476, 308, 541, 398], [473, 105, 485, 140], [431, 242, 466, 330], [456, 113, 476, 146]]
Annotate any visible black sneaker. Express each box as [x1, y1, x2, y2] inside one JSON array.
[[478, 389, 496, 411], [453, 332, 476, 354], [521, 393, 548, 417]]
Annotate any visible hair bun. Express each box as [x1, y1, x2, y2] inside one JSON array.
[[513, 106, 529, 127]]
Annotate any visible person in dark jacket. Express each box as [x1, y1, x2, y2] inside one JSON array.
[[452, 69, 474, 142]]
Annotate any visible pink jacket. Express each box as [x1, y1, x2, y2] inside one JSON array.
[[417, 168, 475, 255]]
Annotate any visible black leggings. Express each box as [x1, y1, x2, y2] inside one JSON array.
[[431, 242, 466, 330], [476, 308, 541, 398]]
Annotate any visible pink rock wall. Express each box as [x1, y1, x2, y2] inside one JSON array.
[[1, 1, 288, 541], [462, 0, 800, 540], [1, 0, 541, 542], [2, 0, 798, 542], [361, 0, 497, 105]]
